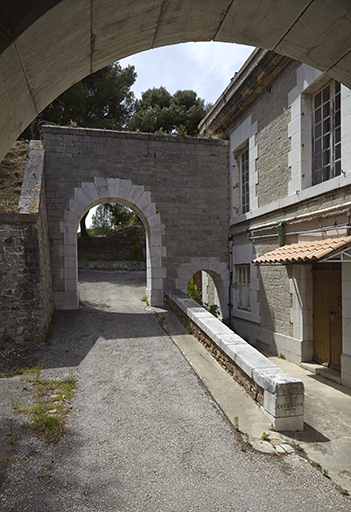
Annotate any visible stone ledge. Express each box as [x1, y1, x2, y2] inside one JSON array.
[[78, 260, 146, 271], [41, 125, 230, 147], [166, 288, 304, 431]]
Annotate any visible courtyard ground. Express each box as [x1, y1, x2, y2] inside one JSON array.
[[0, 270, 350, 511]]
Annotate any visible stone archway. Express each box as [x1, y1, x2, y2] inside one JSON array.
[[176, 257, 230, 319], [56, 177, 166, 309], [2, 1, 351, 161]]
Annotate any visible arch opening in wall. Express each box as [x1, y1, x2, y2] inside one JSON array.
[[56, 178, 166, 310], [77, 203, 146, 265], [176, 257, 230, 322], [187, 270, 223, 320]]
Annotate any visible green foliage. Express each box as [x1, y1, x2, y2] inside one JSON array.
[[177, 124, 187, 136], [21, 62, 137, 139], [187, 277, 202, 305], [7, 418, 14, 444], [261, 431, 269, 441], [90, 203, 141, 235], [141, 295, 149, 306], [128, 86, 211, 136], [278, 353, 286, 360], [234, 416, 239, 432], [205, 303, 220, 318], [13, 371, 77, 444]]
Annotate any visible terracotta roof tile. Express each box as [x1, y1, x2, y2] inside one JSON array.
[[253, 236, 351, 264]]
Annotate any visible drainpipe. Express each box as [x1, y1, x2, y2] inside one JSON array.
[[276, 220, 285, 247], [228, 235, 234, 320]]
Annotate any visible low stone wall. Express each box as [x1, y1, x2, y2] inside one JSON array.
[[166, 289, 304, 431], [78, 260, 146, 271]]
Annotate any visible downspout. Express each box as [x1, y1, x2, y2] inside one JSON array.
[[276, 220, 285, 247], [228, 235, 234, 323]]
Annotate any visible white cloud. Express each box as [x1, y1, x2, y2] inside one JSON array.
[[120, 42, 254, 104]]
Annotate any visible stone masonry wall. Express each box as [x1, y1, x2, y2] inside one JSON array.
[[42, 126, 230, 305], [166, 294, 264, 406], [256, 108, 291, 206], [0, 142, 53, 349], [0, 214, 50, 347], [227, 60, 298, 206]]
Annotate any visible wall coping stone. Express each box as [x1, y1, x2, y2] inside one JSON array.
[[41, 125, 230, 147], [166, 288, 304, 431]]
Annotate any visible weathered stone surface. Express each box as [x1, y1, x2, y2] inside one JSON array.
[[42, 127, 230, 310], [166, 288, 304, 431]]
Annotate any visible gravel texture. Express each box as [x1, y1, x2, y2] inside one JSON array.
[[0, 270, 350, 511]]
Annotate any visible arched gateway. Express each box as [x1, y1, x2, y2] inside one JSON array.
[[59, 177, 166, 309], [43, 126, 230, 310]]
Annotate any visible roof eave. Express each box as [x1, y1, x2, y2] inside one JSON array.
[[199, 49, 292, 137]]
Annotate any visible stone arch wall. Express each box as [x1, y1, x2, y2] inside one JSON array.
[[58, 177, 166, 309], [43, 126, 229, 311], [176, 257, 230, 319]]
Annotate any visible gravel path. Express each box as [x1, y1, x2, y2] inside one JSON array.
[[0, 270, 350, 511]]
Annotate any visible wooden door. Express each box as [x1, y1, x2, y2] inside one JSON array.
[[313, 270, 342, 370]]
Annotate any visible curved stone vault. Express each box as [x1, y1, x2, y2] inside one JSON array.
[[1, 1, 351, 161]]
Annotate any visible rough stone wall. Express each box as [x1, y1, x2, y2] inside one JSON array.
[[0, 215, 47, 347], [42, 126, 230, 299], [0, 142, 53, 348]]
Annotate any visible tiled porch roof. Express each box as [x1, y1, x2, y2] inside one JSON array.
[[253, 236, 351, 265]]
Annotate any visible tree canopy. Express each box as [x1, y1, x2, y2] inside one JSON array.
[[22, 62, 137, 139], [89, 204, 140, 236], [127, 87, 211, 136]]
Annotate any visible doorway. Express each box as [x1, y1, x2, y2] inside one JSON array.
[[313, 266, 342, 370]]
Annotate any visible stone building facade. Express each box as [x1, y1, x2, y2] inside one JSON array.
[[200, 48, 351, 389], [2, 47, 351, 392]]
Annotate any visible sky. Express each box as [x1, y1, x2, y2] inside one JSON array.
[[120, 41, 255, 104], [85, 42, 255, 227]]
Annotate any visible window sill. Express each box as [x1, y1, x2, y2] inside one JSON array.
[[231, 172, 351, 227], [232, 308, 260, 324]]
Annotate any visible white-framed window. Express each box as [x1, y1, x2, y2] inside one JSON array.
[[312, 80, 341, 185], [239, 148, 249, 213], [236, 264, 250, 310]]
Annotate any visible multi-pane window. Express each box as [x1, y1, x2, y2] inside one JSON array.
[[240, 148, 249, 213], [237, 264, 250, 311], [312, 81, 341, 185]]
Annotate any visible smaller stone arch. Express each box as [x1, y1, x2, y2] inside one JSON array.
[[56, 177, 166, 309], [176, 257, 230, 319]]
